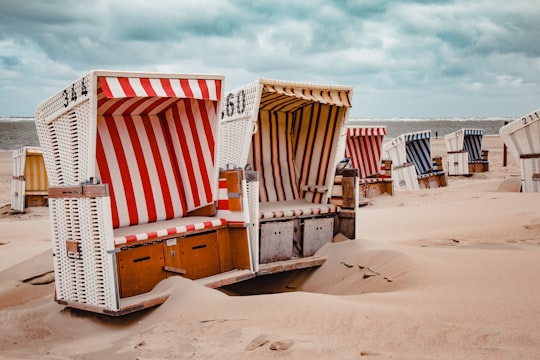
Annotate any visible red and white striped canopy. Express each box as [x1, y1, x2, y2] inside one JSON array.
[[99, 76, 221, 101], [344, 126, 387, 178], [347, 126, 386, 137]]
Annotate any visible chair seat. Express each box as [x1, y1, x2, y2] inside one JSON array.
[[359, 177, 387, 184], [259, 199, 338, 220], [114, 217, 227, 245]]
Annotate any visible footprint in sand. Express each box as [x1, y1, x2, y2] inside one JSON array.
[[269, 340, 294, 351]]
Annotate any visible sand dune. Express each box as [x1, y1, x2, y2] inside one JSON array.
[[1, 137, 540, 359]]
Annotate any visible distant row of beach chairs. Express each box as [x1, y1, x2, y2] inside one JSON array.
[[12, 123, 501, 212], [9, 70, 538, 316]]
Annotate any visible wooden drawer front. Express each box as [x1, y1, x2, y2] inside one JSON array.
[[117, 242, 166, 298], [260, 221, 295, 263], [179, 231, 220, 280], [303, 217, 334, 257]]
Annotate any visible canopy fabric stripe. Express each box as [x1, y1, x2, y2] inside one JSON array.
[[345, 126, 386, 178], [403, 131, 432, 175], [251, 110, 299, 203], [463, 134, 483, 161], [261, 83, 351, 108], [249, 102, 343, 204], [96, 99, 218, 229], [293, 103, 342, 204], [404, 130, 431, 142], [347, 126, 386, 137], [463, 129, 484, 136], [99, 77, 221, 101], [24, 151, 48, 192]]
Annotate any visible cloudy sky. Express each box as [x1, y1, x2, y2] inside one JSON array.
[[1, 0, 539, 118]]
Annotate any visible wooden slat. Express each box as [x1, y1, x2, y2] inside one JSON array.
[[196, 269, 255, 288], [520, 153, 540, 159], [48, 184, 108, 198], [256, 256, 327, 275]]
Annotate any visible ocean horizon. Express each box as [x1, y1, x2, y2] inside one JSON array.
[[0, 115, 515, 151]]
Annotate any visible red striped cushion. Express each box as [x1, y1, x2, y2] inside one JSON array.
[[113, 217, 227, 245], [259, 200, 338, 219]]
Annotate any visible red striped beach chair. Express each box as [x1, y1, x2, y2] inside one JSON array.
[[35, 70, 255, 315], [383, 130, 447, 190], [445, 128, 488, 175], [500, 109, 540, 192], [332, 126, 393, 205], [219, 79, 355, 273], [11, 146, 49, 212]]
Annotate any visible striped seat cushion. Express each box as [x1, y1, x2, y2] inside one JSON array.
[[417, 171, 445, 179], [359, 177, 386, 184], [113, 217, 227, 245], [259, 199, 338, 220]]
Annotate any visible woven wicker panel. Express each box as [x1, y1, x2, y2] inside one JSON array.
[[219, 81, 260, 169], [520, 157, 540, 192], [35, 73, 92, 122], [36, 100, 93, 187], [384, 137, 408, 166], [444, 130, 464, 152], [51, 196, 118, 311], [244, 174, 260, 271], [500, 109, 540, 154]]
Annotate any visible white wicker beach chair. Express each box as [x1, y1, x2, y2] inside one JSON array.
[[333, 126, 393, 203], [11, 146, 49, 212], [384, 130, 447, 190], [219, 79, 356, 272], [445, 128, 488, 176], [35, 70, 255, 315], [500, 109, 540, 192]]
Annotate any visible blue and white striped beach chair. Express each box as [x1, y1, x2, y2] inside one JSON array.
[[445, 128, 488, 175], [500, 109, 540, 192], [384, 130, 447, 190]]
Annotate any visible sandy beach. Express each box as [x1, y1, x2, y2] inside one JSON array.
[[1, 136, 539, 359]]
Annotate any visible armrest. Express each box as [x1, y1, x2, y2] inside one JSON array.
[[300, 184, 328, 194]]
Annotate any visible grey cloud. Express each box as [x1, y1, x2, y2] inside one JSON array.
[[0, 0, 539, 117]]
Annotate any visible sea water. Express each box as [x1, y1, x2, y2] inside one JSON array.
[[349, 117, 512, 138], [0, 116, 515, 151]]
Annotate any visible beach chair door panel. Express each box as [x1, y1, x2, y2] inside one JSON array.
[[117, 242, 166, 298], [520, 156, 540, 192], [393, 163, 419, 191], [11, 149, 25, 212], [448, 152, 469, 176], [303, 217, 334, 257], [179, 231, 221, 280], [259, 220, 295, 263]]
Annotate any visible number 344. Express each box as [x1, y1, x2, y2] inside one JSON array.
[[63, 77, 89, 107]]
